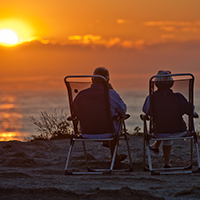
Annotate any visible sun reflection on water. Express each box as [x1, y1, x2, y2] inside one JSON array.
[[0, 132, 20, 141], [0, 104, 16, 109], [0, 95, 24, 141]]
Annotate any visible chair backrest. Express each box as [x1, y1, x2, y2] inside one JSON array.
[[64, 75, 115, 135], [149, 73, 194, 134]]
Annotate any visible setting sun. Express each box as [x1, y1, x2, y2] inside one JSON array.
[[0, 18, 36, 45], [0, 29, 18, 46]]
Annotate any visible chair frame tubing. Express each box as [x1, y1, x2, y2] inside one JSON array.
[[64, 132, 133, 175], [64, 75, 133, 175], [142, 116, 200, 175], [142, 73, 200, 175]]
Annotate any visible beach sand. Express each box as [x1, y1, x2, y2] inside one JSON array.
[[0, 135, 200, 200]]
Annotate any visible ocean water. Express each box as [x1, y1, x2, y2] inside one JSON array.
[[1, 88, 200, 141]]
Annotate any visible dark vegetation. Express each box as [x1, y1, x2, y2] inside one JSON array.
[[29, 109, 72, 141]]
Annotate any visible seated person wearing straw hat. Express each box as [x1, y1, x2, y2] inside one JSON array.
[[142, 70, 197, 168]]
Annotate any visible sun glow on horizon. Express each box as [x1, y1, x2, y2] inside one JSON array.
[[0, 29, 19, 46], [0, 18, 35, 46]]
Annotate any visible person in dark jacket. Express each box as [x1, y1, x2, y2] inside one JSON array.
[[143, 70, 197, 168]]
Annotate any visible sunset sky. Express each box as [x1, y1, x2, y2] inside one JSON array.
[[1, 0, 200, 141], [1, 0, 200, 89]]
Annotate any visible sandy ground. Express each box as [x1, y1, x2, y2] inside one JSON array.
[[0, 135, 200, 200]]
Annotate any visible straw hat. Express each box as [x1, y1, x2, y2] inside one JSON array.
[[155, 70, 174, 90]]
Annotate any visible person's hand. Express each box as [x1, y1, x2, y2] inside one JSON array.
[[193, 111, 199, 118], [107, 82, 113, 89]]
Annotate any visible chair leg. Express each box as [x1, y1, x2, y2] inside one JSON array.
[[125, 135, 133, 170], [82, 141, 89, 169], [143, 119, 149, 171], [191, 138, 193, 167], [64, 143, 74, 174], [146, 141, 153, 171], [194, 139, 200, 169], [143, 137, 146, 170], [110, 141, 118, 171], [65, 134, 132, 174], [122, 121, 133, 170]]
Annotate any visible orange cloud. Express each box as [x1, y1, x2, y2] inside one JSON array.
[[144, 21, 193, 26], [106, 37, 121, 47], [116, 19, 128, 24], [144, 21, 200, 33], [2, 38, 200, 92], [121, 40, 145, 50], [67, 34, 102, 45], [60, 34, 146, 49], [68, 35, 82, 41], [182, 27, 198, 32], [83, 34, 101, 43], [144, 20, 200, 42], [160, 26, 174, 32], [161, 34, 175, 39], [36, 37, 50, 44]]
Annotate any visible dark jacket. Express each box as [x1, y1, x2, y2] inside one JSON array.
[[143, 89, 192, 133]]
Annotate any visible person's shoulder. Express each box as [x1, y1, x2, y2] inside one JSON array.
[[173, 92, 188, 101], [78, 88, 90, 94], [174, 92, 185, 97], [75, 87, 92, 99], [152, 90, 161, 96], [109, 89, 124, 100], [109, 89, 120, 96]]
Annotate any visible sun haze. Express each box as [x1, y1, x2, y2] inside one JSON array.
[[0, 29, 19, 46], [0, 18, 36, 46]]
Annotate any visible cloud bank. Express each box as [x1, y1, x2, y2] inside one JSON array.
[[1, 38, 200, 90]]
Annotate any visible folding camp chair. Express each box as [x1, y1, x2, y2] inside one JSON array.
[[141, 73, 200, 175], [64, 75, 133, 175]]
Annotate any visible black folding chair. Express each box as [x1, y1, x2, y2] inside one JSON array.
[[141, 73, 200, 175], [64, 75, 133, 175]]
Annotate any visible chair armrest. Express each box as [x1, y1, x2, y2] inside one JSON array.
[[140, 114, 150, 121], [113, 114, 130, 121], [67, 116, 78, 121]]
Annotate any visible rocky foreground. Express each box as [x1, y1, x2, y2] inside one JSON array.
[[0, 136, 200, 200]]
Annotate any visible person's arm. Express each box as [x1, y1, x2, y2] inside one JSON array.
[[177, 93, 194, 116], [142, 95, 150, 116], [109, 90, 126, 115], [193, 111, 199, 118]]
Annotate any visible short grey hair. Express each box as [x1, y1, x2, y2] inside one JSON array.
[[93, 67, 110, 81]]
